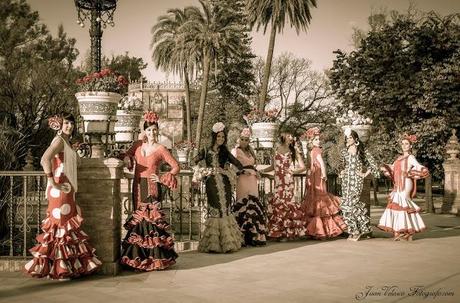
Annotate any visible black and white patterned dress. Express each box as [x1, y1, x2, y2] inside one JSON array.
[[340, 149, 379, 237]]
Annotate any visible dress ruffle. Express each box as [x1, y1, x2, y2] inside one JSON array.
[[268, 198, 306, 239], [378, 191, 426, 235], [304, 192, 346, 239], [198, 215, 242, 253], [160, 172, 178, 190], [231, 195, 267, 246], [120, 198, 177, 271], [24, 214, 102, 279]]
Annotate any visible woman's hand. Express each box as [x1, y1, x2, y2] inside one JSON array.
[[358, 171, 369, 178], [123, 156, 133, 170], [150, 173, 160, 183]]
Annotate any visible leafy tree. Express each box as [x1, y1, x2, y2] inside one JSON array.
[[0, 0, 80, 162], [209, 0, 256, 129], [330, 11, 460, 178], [185, 0, 245, 148], [151, 7, 198, 142], [246, 0, 317, 111], [104, 52, 147, 82]]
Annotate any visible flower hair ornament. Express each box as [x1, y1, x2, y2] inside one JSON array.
[[212, 122, 225, 133], [402, 133, 417, 144], [143, 111, 159, 123], [343, 127, 352, 138], [240, 127, 251, 138], [305, 127, 321, 140], [48, 115, 63, 131]]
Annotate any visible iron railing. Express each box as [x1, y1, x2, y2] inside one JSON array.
[[0, 169, 338, 257]]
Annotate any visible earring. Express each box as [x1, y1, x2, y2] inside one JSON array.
[[355, 141, 360, 146]]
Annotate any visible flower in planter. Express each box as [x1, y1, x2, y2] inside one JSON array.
[[336, 109, 372, 126], [243, 107, 280, 125], [174, 140, 196, 151], [119, 95, 144, 112], [76, 68, 129, 94]]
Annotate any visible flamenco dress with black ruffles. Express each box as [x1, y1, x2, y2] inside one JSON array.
[[303, 147, 346, 239], [231, 147, 267, 246], [24, 136, 101, 280], [120, 141, 179, 271], [194, 147, 244, 253]]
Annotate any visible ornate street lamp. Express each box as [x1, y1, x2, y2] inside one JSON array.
[[74, 0, 117, 72]]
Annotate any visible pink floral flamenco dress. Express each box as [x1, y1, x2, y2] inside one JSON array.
[[304, 147, 347, 239], [267, 151, 306, 240], [24, 136, 101, 279]]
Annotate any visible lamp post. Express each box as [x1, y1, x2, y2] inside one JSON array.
[[74, 0, 117, 72]]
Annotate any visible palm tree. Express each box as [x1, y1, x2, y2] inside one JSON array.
[[151, 8, 198, 142], [246, 0, 317, 111], [185, 0, 243, 148]]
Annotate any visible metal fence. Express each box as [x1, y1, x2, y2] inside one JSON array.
[[0, 169, 327, 257]]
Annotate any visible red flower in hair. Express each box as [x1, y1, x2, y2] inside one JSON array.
[[303, 127, 321, 140], [48, 115, 63, 131], [143, 111, 159, 123], [403, 133, 417, 143]]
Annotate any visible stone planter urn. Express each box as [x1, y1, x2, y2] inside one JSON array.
[[114, 109, 142, 143], [76, 91, 121, 158], [176, 149, 189, 163], [251, 122, 279, 148], [342, 124, 372, 143]]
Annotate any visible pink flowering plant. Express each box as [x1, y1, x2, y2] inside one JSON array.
[[243, 107, 279, 125], [76, 68, 129, 94], [174, 140, 196, 151]]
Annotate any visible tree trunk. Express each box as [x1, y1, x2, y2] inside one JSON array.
[[258, 26, 277, 112], [195, 52, 211, 148], [183, 65, 192, 142]]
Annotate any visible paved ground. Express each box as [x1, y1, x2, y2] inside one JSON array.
[[1, 206, 459, 303]]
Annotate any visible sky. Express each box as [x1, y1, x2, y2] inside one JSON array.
[[27, 0, 460, 82]]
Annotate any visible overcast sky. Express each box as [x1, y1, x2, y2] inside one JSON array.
[[27, 0, 460, 82]]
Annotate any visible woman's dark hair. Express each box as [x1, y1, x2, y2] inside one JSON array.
[[344, 130, 366, 165], [59, 112, 76, 137], [60, 112, 75, 123], [279, 132, 296, 163], [210, 130, 229, 165], [143, 121, 159, 130]]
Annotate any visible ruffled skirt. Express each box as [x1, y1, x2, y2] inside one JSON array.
[[378, 191, 426, 235], [24, 213, 101, 279], [198, 215, 242, 253], [268, 196, 306, 239], [120, 198, 178, 271], [231, 195, 267, 246], [304, 192, 347, 239]]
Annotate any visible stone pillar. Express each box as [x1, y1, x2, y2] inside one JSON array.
[[76, 158, 124, 275], [442, 129, 460, 215]]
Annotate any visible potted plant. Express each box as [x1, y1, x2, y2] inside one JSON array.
[[243, 107, 279, 148], [336, 110, 373, 143], [114, 95, 144, 143], [75, 68, 128, 135], [173, 140, 196, 163]]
